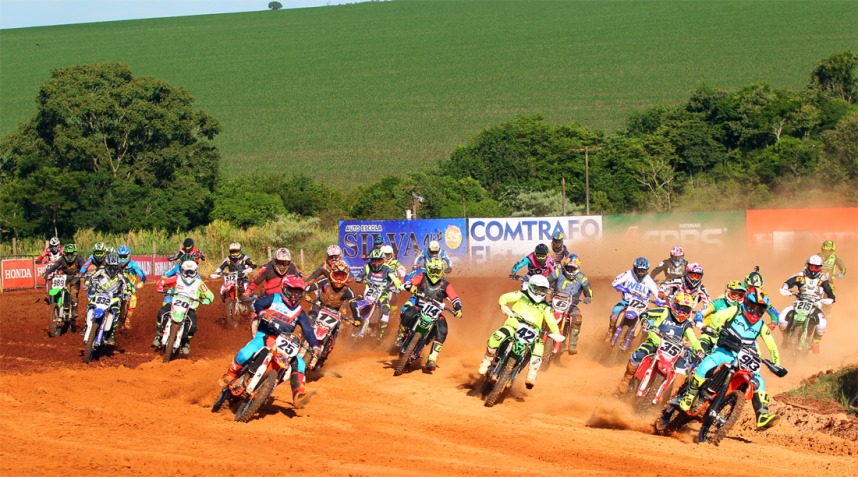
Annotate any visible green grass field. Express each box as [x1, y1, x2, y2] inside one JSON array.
[[1, 0, 856, 186]]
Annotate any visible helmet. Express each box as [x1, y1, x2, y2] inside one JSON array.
[[325, 244, 342, 264], [671, 292, 695, 323], [684, 262, 704, 289], [281, 275, 305, 307], [526, 274, 550, 304], [741, 287, 768, 325], [48, 237, 61, 253], [92, 242, 107, 260], [180, 253, 196, 264], [534, 243, 549, 264], [104, 253, 121, 276], [745, 269, 764, 288], [273, 248, 292, 274], [107, 246, 116, 254], [821, 240, 835, 252], [428, 240, 441, 258], [562, 254, 581, 280], [329, 261, 350, 288], [373, 235, 385, 247], [368, 248, 385, 272], [63, 243, 77, 257], [670, 245, 685, 260], [426, 258, 445, 284], [182, 238, 194, 250], [117, 245, 131, 263], [180, 260, 198, 279], [633, 257, 650, 280], [229, 242, 242, 259], [551, 231, 565, 252], [381, 245, 395, 261], [804, 254, 824, 279], [724, 280, 748, 305]]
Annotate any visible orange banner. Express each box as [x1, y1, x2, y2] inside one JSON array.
[[746, 208, 858, 253], [2, 259, 36, 290]]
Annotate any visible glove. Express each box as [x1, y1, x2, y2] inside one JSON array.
[[453, 309, 463, 319], [836, 273, 844, 279], [353, 317, 363, 326], [657, 291, 666, 300], [583, 297, 591, 304], [778, 288, 791, 297], [304, 293, 314, 303], [500, 305, 513, 317], [641, 321, 651, 332], [508, 273, 518, 280], [694, 311, 703, 324], [654, 299, 667, 307], [304, 285, 311, 292]]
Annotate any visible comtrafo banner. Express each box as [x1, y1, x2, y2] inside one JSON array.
[[467, 216, 604, 265], [604, 212, 745, 250], [339, 219, 468, 274]]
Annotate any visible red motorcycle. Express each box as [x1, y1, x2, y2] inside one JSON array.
[[540, 292, 580, 371], [210, 268, 253, 328], [627, 331, 688, 412], [654, 334, 787, 445]]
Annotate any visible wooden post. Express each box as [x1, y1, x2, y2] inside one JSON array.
[[561, 176, 567, 215], [300, 249, 305, 271], [267, 246, 272, 260], [220, 242, 225, 261], [152, 242, 156, 279], [12, 237, 16, 256]]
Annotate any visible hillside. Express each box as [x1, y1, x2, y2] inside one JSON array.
[[1, 0, 856, 185]]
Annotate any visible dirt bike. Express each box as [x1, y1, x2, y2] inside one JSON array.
[[393, 293, 455, 376], [480, 313, 564, 407], [654, 335, 787, 445], [541, 292, 581, 371], [350, 280, 386, 346], [155, 291, 201, 363], [626, 331, 689, 413], [606, 291, 651, 363], [211, 329, 311, 422], [781, 292, 833, 355], [210, 269, 253, 328], [46, 273, 74, 337], [300, 304, 357, 371], [82, 286, 122, 364]]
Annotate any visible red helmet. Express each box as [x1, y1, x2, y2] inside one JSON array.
[[671, 292, 695, 322], [670, 245, 685, 260], [281, 275, 305, 307], [741, 287, 768, 325]]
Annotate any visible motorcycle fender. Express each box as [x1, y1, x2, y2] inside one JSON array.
[[654, 374, 675, 402], [634, 355, 655, 381], [314, 326, 330, 342], [161, 320, 173, 346], [245, 354, 273, 394], [726, 370, 754, 400]]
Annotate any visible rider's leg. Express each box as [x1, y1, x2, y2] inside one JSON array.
[[615, 343, 653, 396], [525, 340, 545, 389], [290, 355, 316, 408], [425, 319, 448, 370], [478, 325, 513, 375], [377, 296, 391, 340], [752, 374, 778, 429], [568, 312, 583, 354], [812, 313, 827, 354]]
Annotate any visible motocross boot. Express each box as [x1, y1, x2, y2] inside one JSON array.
[[753, 391, 779, 430], [478, 347, 497, 375], [424, 341, 442, 372], [394, 325, 407, 348], [811, 335, 822, 355], [525, 356, 542, 389], [290, 372, 316, 409], [614, 362, 637, 397], [219, 360, 242, 388], [377, 319, 389, 342], [568, 329, 580, 355], [605, 317, 618, 342], [679, 374, 705, 412]]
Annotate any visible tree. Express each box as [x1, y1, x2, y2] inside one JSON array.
[[809, 51, 858, 104], [0, 62, 221, 235], [268, 1, 283, 10]]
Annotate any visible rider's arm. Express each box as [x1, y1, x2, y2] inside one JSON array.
[[580, 275, 593, 299], [541, 304, 560, 335], [252, 294, 275, 315], [498, 290, 523, 316], [244, 258, 258, 269], [510, 256, 529, 274], [156, 275, 178, 292], [306, 266, 326, 284], [443, 283, 462, 311], [821, 280, 836, 301], [43, 261, 60, 277], [441, 252, 452, 271], [759, 325, 780, 366], [387, 268, 403, 290], [297, 311, 320, 348], [611, 271, 629, 291], [198, 283, 214, 305], [834, 256, 846, 276], [650, 260, 667, 279], [683, 326, 703, 353], [214, 259, 229, 275]]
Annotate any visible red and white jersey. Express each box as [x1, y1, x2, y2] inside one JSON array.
[[659, 277, 710, 310]]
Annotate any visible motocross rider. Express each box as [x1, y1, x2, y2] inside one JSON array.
[[744, 268, 780, 328], [36, 237, 63, 264], [412, 239, 452, 273], [659, 262, 710, 327], [245, 247, 302, 297], [396, 258, 463, 371], [219, 276, 320, 408], [696, 280, 747, 353], [153, 260, 214, 355], [777, 255, 836, 354], [382, 244, 407, 312], [549, 231, 570, 266], [79, 242, 109, 277], [303, 261, 357, 367], [607, 257, 664, 341], [350, 248, 404, 341], [678, 287, 782, 430], [305, 244, 344, 286], [818, 240, 846, 320], [213, 242, 257, 301], [86, 253, 129, 346], [650, 246, 688, 283], [477, 274, 562, 389], [43, 243, 85, 329], [171, 237, 205, 263], [548, 255, 592, 355], [615, 292, 703, 396], [117, 245, 147, 330], [510, 243, 556, 291]]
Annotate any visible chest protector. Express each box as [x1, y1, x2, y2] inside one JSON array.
[[319, 284, 350, 309], [416, 277, 449, 303], [264, 294, 303, 334]]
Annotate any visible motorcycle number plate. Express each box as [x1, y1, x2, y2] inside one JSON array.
[[317, 310, 340, 328], [173, 298, 191, 311], [737, 347, 761, 372], [552, 296, 571, 313], [795, 300, 814, 313], [364, 285, 381, 302], [628, 299, 648, 313], [658, 339, 682, 358], [514, 323, 538, 344], [224, 273, 238, 284], [419, 301, 442, 319], [52, 276, 67, 289], [94, 294, 111, 306], [275, 335, 300, 358]]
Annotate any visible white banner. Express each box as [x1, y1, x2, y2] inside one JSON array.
[[467, 216, 603, 265]]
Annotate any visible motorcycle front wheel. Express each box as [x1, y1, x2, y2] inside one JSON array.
[[48, 305, 62, 338], [162, 322, 182, 363], [393, 331, 423, 376], [234, 370, 277, 423], [485, 360, 516, 408], [697, 389, 745, 445], [83, 322, 98, 364]]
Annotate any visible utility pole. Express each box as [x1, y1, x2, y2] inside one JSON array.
[[561, 176, 567, 215], [572, 146, 602, 215]]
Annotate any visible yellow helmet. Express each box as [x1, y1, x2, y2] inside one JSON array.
[[426, 258, 445, 284], [821, 240, 835, 252]]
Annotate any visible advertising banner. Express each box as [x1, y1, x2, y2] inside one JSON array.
[[746, 208, 858, 254], [339, 219, 468, 274], [152, 257, 174, 278], [35, 263, 50, 287], [467, 216, 603, 266], [604, 212, 745, 250], [2, 259, 35, 290]]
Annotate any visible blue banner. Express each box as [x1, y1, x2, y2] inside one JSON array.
[[339, 219, 468, 274]]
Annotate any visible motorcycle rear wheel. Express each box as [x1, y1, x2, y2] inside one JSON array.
[[698, 389, 744, 445], [235, 370, 277, 423], [485, 360, 516, 408], [542, 337, 556, 371], [393, 331, 423, 376]]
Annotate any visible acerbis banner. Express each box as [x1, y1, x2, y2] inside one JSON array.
[[338, 219, 468, 274], [746, 208, 858, 254], [604, 211, 745, 250], [467, 216, 603, 265]]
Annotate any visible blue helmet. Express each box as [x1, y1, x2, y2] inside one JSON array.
[[117, 245, 131, 263], [633, 257, 649, 279]]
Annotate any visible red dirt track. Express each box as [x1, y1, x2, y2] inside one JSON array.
[[1, 273, 857, 476]]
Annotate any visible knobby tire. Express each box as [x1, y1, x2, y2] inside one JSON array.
[[485, 360, 516, 408], [699, 389, 745, 445], [393, 331, 423, 376], [48, 305, 62, 338], [83, 321, 97, 364], [235, 370, 277, 423], [162, 322, 182, 363], [635, 374, 665, 414], [542, 337, 555, 371]]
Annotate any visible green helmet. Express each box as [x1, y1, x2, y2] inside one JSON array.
[[368, 248, 385, 272], [92, 242, 107, 259], [63, 243, 77, 255], [745, 270, 764, 288]]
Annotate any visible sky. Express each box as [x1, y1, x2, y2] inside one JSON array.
[[0, 0, 362, 30]]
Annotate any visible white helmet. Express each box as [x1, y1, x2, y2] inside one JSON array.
[[526, 274, 550, 303], [428, 240, 441, 257], [381, 245, 394, 258], [180, 260, 198, 279], [274, 248, 292, 261]]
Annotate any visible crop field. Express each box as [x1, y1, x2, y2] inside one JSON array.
[[1, 0, 856, 185]]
